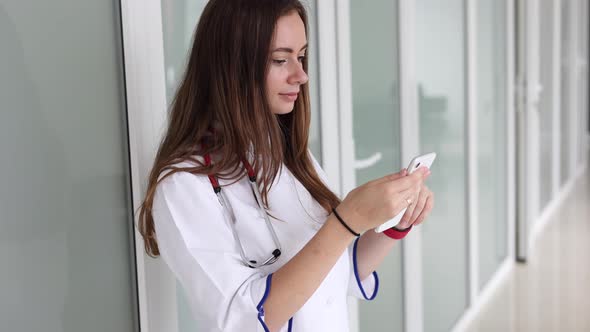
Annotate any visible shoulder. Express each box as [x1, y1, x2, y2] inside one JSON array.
[[156, 156, 208, 184], [152, 157, 228, 249], [154, 157, 215, 207]]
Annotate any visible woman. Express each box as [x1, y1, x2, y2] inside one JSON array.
[[138, 1, 433, 331]]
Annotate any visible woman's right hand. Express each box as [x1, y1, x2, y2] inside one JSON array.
[[335, 167, 430, 233]]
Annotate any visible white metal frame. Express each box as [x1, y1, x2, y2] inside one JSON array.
[[516, 0, 543, 262], [465, 0, 479, 309], [334, 0, 356, 198], [527, 0, 542, 240], [316, 0, 342, 195], [120, 1, 179, 331], [515, 0, 527, 262], [332, 0, 364, 329], [506, 0, 517, 282], [582, 0, 590, 166], [525, 0, 543, 258], [567, 0, 580, 178], [552, 0, 563, 202], [397, 2, 424, 332]]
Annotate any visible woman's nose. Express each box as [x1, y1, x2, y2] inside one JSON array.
[[288, 63, 309, 85]]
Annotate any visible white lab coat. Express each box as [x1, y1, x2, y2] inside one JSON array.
[[152, 151, 379, 332]]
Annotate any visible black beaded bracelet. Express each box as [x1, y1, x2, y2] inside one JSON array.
[[331, 208, 360, 237]]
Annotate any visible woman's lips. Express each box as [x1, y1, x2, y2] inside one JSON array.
[[279, 92, 298, 102]]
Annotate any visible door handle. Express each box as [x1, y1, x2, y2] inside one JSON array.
[[354, 152, 383, 170]]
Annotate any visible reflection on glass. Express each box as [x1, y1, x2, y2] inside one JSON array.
[[477, 0, 508, 289], [349, 1, 403, 331], [416, 0, 468, 331]]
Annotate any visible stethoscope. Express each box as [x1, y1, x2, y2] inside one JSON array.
[[203, 150, 282, 268]]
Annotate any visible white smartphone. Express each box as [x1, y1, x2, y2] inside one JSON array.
[[374, 152, 437, 233]]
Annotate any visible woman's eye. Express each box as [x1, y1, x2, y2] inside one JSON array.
[[298, 55, 306, 62], [272, 59, 287, 65]]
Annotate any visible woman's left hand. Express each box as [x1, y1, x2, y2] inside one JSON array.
[[396, 169, 434, 229]]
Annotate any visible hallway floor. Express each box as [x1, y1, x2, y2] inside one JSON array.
[[465, 166, 590, 332]]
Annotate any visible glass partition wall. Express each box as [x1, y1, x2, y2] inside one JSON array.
[[121, 0, 589, 331], [349, 1, 404, 331], [0, 1, 138, 332]]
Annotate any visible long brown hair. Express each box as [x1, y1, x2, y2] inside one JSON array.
[[138, 0, 341, 257]]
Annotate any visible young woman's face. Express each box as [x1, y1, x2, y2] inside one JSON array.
[[266, 11, 309, 115]]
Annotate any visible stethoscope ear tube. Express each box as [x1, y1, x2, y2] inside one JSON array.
[[216, 190, 251, 265], [205, 151, 282, 268], [249, 179, 282, 252]]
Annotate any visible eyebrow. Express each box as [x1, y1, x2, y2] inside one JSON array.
[[272, 44, 308, 53]]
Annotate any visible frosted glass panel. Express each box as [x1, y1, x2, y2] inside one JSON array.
[[560, 0, 571, 186], [538, 0, 556, 210], [349, 1, 403, 331], [577, 1, 589, 165], [161, 0, 322, 164], [161, 1, 210, 330], [416, 1, 469, 331], [477, 0, 508, 290], [161, 0, 207, 101], [0, 2, 136, 332], [160, 2, 323, 330]]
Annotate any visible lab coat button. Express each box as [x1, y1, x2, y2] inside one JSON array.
[[326, 297, 333, 305]]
